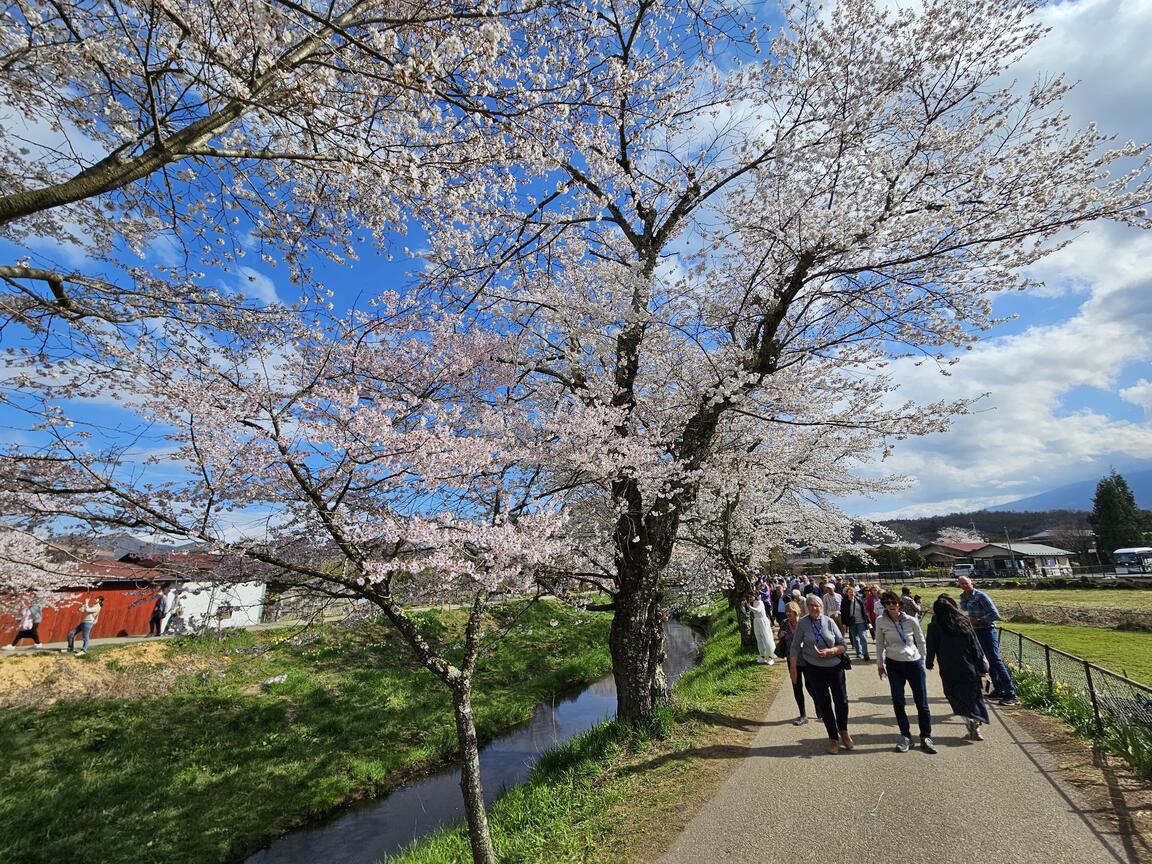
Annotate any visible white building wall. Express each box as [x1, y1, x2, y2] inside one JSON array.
[[178, 581, 266, 629]]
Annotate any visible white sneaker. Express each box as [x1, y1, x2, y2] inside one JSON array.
[[767, 658, 776, 665], [895, 736, 912, 753], [33, 643, 42, 649], [757, 657, 767, 664], [1, 645, 13, 651], [920, 736, 938, 754], [792, 716, 808, 726], [75, 650, 86, 656]]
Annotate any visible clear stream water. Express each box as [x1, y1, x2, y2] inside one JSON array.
[[247, 622, 700, 864], [246, 621, 702, 864]]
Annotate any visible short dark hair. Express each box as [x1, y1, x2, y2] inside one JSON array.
[[879, 590, 900, 607]]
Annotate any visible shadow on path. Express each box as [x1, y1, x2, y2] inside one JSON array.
[[997, 705, 1133, 864]]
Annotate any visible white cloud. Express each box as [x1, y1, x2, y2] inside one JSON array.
[[1120, 379, 1152, 419], [235, 266, 280, 305], [861, 224, 1152, 516], [1018, 0, 1152, 145], [852, 0, 1152, 518]]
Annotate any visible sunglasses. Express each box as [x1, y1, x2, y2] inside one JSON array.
[[883, 600, 901, 607]]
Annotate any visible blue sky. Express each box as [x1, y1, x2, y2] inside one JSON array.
[[832, 0, 1152, 518], [4, 0, 1152, 528]]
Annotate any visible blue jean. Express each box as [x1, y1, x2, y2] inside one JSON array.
[[886, 658, 932, 739], [67, 622, 94, 651], [848, 622, 870, 658], [975, 626, 1016, 698]]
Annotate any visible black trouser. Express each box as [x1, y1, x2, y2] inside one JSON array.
[[10, 624, 39, 645], [792, 666, 808, 717], [804, 663, 849, 740], [148, 614, 164, 636]]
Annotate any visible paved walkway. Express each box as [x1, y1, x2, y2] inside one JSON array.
[[660, 656, 1132, 864]]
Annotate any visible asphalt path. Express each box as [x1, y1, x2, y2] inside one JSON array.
[[660, 647, 1133, 864]]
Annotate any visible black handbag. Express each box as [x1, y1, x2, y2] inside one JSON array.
[[839, 653, 852, 670]]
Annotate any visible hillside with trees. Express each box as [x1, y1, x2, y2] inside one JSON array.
[[879, 510, 1091, 546]]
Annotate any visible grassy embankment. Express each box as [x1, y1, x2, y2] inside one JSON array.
[[0, 602, 613, 864], [981, 587, 1152, 683], [392, 604, 783, 864], [997, 622, 1152, 686], [903, 587, 1152, 682], [984, 588, 1152, 612]]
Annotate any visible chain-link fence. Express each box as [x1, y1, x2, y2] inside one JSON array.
[[998, 626, 1152, 734]]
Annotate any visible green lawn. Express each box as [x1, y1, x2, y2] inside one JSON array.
[[997, 622, 1152, 685], [0, 602, 612, 864], [984, 588, 1152, 611]]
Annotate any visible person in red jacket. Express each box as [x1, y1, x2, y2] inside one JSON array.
[[863, 584, 880, 637]]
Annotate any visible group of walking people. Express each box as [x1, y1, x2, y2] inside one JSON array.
[[4, 586, 187, 656], [754, 574, 1018, 755]]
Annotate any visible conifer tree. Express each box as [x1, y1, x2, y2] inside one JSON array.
[[1089, 471, 1147, 562]]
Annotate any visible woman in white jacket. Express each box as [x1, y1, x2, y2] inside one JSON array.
[[875, 590, 935, 754], [743, 592, 776, 664]]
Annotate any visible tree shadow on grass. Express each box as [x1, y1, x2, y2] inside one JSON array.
[[679, 709, 778, 732], [616, 738, 841, 776]]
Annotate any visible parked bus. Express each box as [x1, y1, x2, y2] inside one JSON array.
[[1113, 547, 1152, 574]]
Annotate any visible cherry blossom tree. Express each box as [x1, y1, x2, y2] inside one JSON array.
[[0, 529, 82, 599], [676, 410, 903, 643], [0, 298, 571, 864], [934, 526, 986, 545], [0, 0, 548, 327], [4, 0, 1152, 753], [414, 0, 1152, 723]]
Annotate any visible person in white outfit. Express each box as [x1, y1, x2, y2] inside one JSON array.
[[743, 591, 776, 664]]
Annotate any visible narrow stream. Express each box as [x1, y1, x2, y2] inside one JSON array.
[[246, 621, 702, 864]]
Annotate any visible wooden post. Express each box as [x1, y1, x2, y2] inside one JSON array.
[[1084, 661, 1104, 736]]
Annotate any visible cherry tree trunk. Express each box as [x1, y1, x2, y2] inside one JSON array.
[[609, 573, 669, 725], [451, 682, 497, 864], [728, 588, 754, 648]]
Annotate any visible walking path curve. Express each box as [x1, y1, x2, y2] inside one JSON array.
[[660, 657, 1133, 864]]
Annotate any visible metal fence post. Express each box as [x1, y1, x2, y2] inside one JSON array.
[[1045, 644, 1052, 693], [1084, 661, 1104, 736], [1018, 630, 1023, 665]]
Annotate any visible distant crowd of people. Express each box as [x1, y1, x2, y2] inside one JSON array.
[[4, 587, 187, 656], [742, 573, 1017, 754]]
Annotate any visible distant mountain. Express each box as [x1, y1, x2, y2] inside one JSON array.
[[986, 468, 1152, 512], [51, 532, 195, 559]]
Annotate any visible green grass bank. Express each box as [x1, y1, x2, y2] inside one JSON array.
[[0, 602, 612, 864], [998, 621, 1152, 685], [984, 588, 1152, 612], [391, 604, 779, 864]]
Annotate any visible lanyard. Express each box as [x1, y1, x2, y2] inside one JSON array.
[[888, 611, 912, 645], [809, 616, 825, 645]]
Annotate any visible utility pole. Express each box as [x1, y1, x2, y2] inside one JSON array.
[[1004, 526, 1020, 574]]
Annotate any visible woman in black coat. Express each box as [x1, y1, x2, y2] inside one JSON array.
[[926, 594, 990, 740]]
